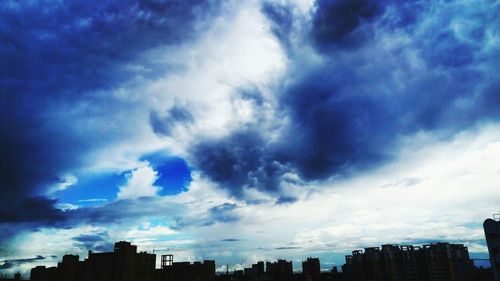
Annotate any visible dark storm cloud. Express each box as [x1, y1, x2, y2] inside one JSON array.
[[0, 0, 219, 230], [278, 77, 395, 180], [0, 197, 185, 245], [0, 197, 65, 224], [190, 0, 500, 199], [1, 0, 218, 94], [191, 84, 395, 197], [191, 130, 287, 197], [312, 0, 384, 49]]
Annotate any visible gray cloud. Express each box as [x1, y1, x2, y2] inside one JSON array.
[[0, 256, 45, 270], [150, 104, 194, 136]]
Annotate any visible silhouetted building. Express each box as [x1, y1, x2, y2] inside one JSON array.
[[254, 261, 265, 276], [243, 267, 258, 277], [343, 243, 473, 281], [30, 266, 58, 281], [30, 241, 156, 281], [473, 266, 495, 281], [240, 261, 265, 278], [266, 259, 292, 281], [420, 242, 473, 281], [156, 255, 215, 281], [84, 251, 114, 281], [136, 252, 156, 281], [484, 215, 500, 281], [342, 248, 380, 281], [400, 245, 419, 281], [234, 270, 244, 278], [364, 247, 384, 280], [329, 266, 345, 281], [58, 255, 80, 281], [25, 239, 481, 281], [380, 244, 420, 281], [302, 257, 320, 281]]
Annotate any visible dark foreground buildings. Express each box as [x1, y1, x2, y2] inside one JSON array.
[[30, 241, 214, 281], [484, 215, 500, 281], [342, 242, 474, 281], [26, 240, 494, 281], [156, 259, 215, 281], [302, 257, 320, 281]]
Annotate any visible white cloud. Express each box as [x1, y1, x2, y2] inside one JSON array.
[[47, 174, 78, 194], [117, 162, 161, 199], [124, 224, 177, 241], [77, 198, 108, 203], [56, 203, 79, 211]]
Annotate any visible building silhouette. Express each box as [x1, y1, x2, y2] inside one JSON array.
[[342, 243, 473, 281], [29, 241, 214, 281], [240, 261, 264, 278], [25, 239, 494, 281], [380, 244, 420, 281], [156, 255, 215, 281], [484, 214, 500, 281], [265, 259, 293, 281], [302, 257, 320, 281]]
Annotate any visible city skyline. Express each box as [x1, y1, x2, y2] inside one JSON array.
[[13, 239, 495, 280], [1, 0, 499, 278]]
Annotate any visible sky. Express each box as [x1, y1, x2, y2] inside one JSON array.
[[1, 0, 500, 276]]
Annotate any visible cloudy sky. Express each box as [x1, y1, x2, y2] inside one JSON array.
[[1, 0, 500, 276]]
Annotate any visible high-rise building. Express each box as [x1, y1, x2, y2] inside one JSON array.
[[255, 261, 265, 275], [156, 255, 215, 281], [266, 259, 293, 280], [30, 241, 156, 281], [400, 245, 419, 281], [58, 254, 80, 281], [484, 214, 500, 281], [342, 243, 473, 281], [420, 243, 472, 281], [243, 261, 265, 277], [302, 257, 320, 281]]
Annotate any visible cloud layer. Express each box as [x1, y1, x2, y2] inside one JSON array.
[[0, 0, 499, 276]]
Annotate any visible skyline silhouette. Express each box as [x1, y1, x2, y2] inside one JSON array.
[[2, 238, 494, 281], [0, 214, 498, 281]]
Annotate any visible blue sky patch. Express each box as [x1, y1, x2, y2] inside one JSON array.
[[55, 172, 126, 206]]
